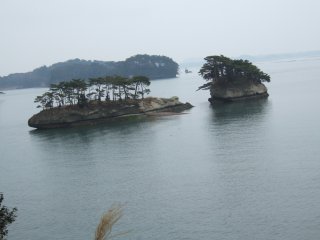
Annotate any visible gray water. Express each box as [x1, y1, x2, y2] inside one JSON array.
[[1, 58, 320, 240]]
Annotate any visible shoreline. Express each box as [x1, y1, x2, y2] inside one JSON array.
[[209, 92, 269, 103]]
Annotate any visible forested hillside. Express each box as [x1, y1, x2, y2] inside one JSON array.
[[0, 54, 179, 90]]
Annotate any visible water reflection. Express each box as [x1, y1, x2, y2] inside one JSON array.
[[27, 113, 181, 158], [210, 98, 270, 125], [206, 98, 272, 159], [29, 115, 151, 139]]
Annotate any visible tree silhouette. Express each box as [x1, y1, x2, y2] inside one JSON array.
[[34, 75, 151, 109], [89, 78, 105, 102], [198, 55, 270, 91]]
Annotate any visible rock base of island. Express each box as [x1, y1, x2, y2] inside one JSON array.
[[28, 97, 193, 129], [209, 81, 269, 103]]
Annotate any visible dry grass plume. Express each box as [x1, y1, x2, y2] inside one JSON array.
[[94, 204, 124, 240]]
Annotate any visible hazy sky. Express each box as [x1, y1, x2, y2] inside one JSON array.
[[1, 0, 319, 75]]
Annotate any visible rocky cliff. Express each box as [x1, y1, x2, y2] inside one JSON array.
[[28, 97, 193, 129], [209, 81, 269, 103]]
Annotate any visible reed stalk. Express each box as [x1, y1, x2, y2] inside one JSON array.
[[94, 204, 123, 240]]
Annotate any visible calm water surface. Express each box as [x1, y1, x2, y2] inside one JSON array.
[[1, 59, 320, 240]]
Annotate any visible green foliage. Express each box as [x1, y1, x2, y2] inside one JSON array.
[[123, 54, 179, 79], [198, 55, 270, 90], [0, 193, 17, 240], [34, 75, 151, 109]]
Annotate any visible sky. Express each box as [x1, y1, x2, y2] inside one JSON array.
[[1, 0, 320, 76]]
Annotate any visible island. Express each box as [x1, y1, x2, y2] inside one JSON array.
[[0, 54, 179, 90], [0, 91, 4, 94], [28, 76, 192, 129], [197, 55, 270, 102]]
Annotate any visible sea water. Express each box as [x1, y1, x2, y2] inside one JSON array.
[[1, 58, 320, 240]]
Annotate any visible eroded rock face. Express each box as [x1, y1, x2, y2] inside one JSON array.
[[28, 97, 193, 129], [139, 96, 181, 111], [209, 81, 268, 102]]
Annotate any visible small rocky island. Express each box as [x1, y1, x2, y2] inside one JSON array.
[[28, 76, 192, 129], [198, 55, 270, 102]]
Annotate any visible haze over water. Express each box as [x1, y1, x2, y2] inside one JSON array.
[[1, 59, 320, 240]]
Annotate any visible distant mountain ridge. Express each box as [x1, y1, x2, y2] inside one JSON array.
[[239, 50, 320, 62], [0, 54, 179, 90], [180, 50, 320, 68]]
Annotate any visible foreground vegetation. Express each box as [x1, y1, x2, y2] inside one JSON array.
[[95, 204, 125, 240], [0, 196, 122, 240], [34, 76, 151, 109], [0, 193, 17, 240]]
